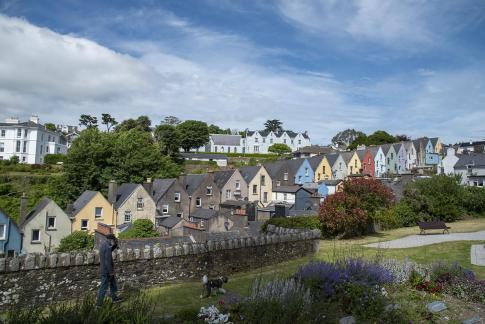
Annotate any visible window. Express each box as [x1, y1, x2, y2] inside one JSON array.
[[262, 138, 266, 143], [283, 139, 287, 144], [137, 197, 144, 210], [305, 168, 309, 176], [283, 193, 288, 201], [209, 204, 215, 210], [276, 181, 281, 187], [254, 146, 259, 152], [40, 145, 43, 154], [206, 186, 213, 196], [227, 147, 230, 153], [339, 162, 342, 170], [387, 158, 390, 164], [261, 175, 265, 186], [283, 173, 288, 181], [270, 138, 273, 144], [0, 224, 6, 240], [124, 211, 132, 223], [22, 141, 27, 153], [235, 180, 241, 190], [174, 192, 181, 202], [196, 197, 202, 207], [317, 173, 321, 181], [252, 185, 257, 194], [81, 219, 88, 230], [46, 145, 49, 153], [298, 139, 301, 144], [298, 175, 302, 182], [41, 134, 44, 141], [255, 138, 258, 143], [47, 216, 56, 229], [24, 129, 28, 138], [162, 204, 169, 214], [291, 140, 294, 145], [322, 166, 326, 173], [355, 160, 357, 167], [31, 229, 41, 242], [0, 142, 4, 152], [263, 192, 268, 203], [225, 189, 231, 199], [176, 212, 183, 218], [215, 146, 218, 152], [0, 129, 5, 137], [391, 153, 394, 159], [95, 207, 103, 218], [17, 128, 21, 137], [48, 135, 51, 142], [16, 141, 21, 152], [233, 147, 237, 153]]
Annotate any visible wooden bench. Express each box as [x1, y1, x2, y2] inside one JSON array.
[[417, 221, 451, 235]]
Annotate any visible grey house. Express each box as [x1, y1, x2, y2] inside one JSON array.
[[180, 172, 222, 215], [151, 178, 190, 226], [214, 169, 248, 203], [454, 153, 485, 186], [159, 216, 184, 237]]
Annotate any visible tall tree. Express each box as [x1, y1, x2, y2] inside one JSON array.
[[176, 120, 210, 152], [79, 114, 98, 129], [115, 115, 152, 132], [366, 130, 396, 145], [208, 124, 227, 134], [264, 119, 283, 133], [101, 113, 118, 132], [154, 124, 181, 157], [348, 134, 368, 150], [44, 123, 57, 132], [163, 116, 181, 126], [395, 134, 411, 142], [331, 129, 365, 148]]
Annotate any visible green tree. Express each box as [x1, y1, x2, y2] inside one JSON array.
[[154, 124, 181, 157], [44, 123, 57, 132], [118, 219, 158, 239], [208, 124, 228, 134], [366, 130, 396, 145], [101, 113, 118, 132], [176, 120, 209, 152], [44, 154, 66, 165], [115, 115, 152, 132], [79, 114, 98, 129], [348, 134, 368, 150], [58, 231, 94, 252], [264, 119, 283, 133], [395, 134, 411, 142], [163, 116, 181, 126], [332, 129, 365, 147], [268, 143, 292, 155]]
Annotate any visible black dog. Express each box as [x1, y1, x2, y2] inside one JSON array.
[[200, 275, 228, 298]]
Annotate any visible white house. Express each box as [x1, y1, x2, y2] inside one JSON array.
[[453, 153, 485, 186], [438, 147, 460, 175], [0, 116, 67, 164], [206, 134, 243, 153], [242, 130, 311, 154], [369, 146, 386, 178], [404, 141, 418, 170]]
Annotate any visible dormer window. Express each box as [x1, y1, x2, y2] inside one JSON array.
[[196, 197, 202, 207], [283, 173, 288, 181], [206, 186, 213, 196]]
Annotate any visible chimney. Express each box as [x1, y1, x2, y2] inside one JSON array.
[[5, 117, 19, 124], [65, 203, 74, 217], [108, 180, 118, 204], [144, 178, 153, 196], [19, 193, 28, 223], [30, 115, 39, 124]]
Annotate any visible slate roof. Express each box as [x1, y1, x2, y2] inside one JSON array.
[[393, 143, 403, 152], [264, 160, 287, 179], [454, 153, 485, 169], [287, 158, 306, 174], [340, 152, 354, 164], [72, 190, 98, 217], [294, 145, 335, 155], [210, 134, 241, 146], [180, 153, 228, 160], [182, 174, 208, 195], [160, 215, 183, 228], [114, 183, 139, 209], [214, 170, 235, 189], [239, 166, 261, 183], [380, 144, 392, 155], [192, 208, 218, 219], [246, 130, 309, 139], [430, 137, 439, 148], [0, 121, 43, 129], [21, 197, 53, 226], [308, 155, 324, 170], [356, 150, 367, 161], [325, 153, 339, 167], [220, 200, 247, 207], [319, 180, 343, 186], [272, 185, 303, 193], [458, 140, 485, 147], [152, 179, 176, 202], [368, 146, 381, 158]]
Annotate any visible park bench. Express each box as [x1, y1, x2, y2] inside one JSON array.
[[417, 221, 451, 235]]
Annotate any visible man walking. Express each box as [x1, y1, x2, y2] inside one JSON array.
[[96, 233, 121, 306]]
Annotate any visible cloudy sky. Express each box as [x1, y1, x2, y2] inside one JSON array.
[[1, 0, 484, 144]]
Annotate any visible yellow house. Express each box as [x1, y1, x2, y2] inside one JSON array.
[[346, 151, 361, 175], [239, 165, 273, 207], [71, 191, 114, 233], [312, 155, 333, 181]]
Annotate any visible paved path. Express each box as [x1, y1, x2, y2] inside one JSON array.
[[365, 230, 485, 249], [471, 245, 485, 266]]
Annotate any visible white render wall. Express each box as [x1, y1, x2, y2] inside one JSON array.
[[272, 191, 296, 204], [242, 131, 311, 154]]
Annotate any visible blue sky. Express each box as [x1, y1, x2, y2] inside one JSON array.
[[1, 0, 484, 144]]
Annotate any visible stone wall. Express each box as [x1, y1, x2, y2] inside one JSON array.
[[0, 229, 320, 310]]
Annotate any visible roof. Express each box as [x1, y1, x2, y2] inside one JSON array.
[[264, 160, 287, 179], [182, 174, 208, 195], [287, 158, 306, 174], [239, 165, 261, 183], [325, 153, 339, 167], [368, 146, 381, 158], [220, 200, 247, 207], [114, 183, 140, 209], [21, 197, 53, 226], [210, 134, 241, 146], [152, 179, 176, 202], [72, 190, 98, 217], [294, 145, 334, 155], [393, 143, 403, 152], [430, 137, 439, 148], [272, 185, 303, 193], [458, 140, 485, 147], [0, 120, 64, 136], [356, 150, 367, 160], [319, 180, 343, 186], [192, 208, 218, 219], [340, 151, 354, 164], [380, 144, 393, 155], [160, 216, 183, 228], [404, 141, 415, 150], [454, 153, 485, 169], [213, 170, 236, 189], [0, 207, 21, 232], [247, 130, 309, 139], [308, 155, 324, 170], [180, 153, 228, 160]]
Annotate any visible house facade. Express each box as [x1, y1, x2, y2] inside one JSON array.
[[394, 143, 407, 174], [453, 153, 485, 186], [381, 144, 398, 176], [342, 151, 361, 176], [369, 146, 386, 178], [242, 130, 311, 154], [71, 191, 115, 233], [0, 116, 67, 164], [239, 165, 272, 206], [21, 198, 72, 253], [293, 159, 314, 185], [0, 208, 22, 257], [151, 179, 190, 226], [405, 141, 418, 170], [181, 173, 221, 215], [206, 134, 243, 154], [113, 184, 157, 226], [214, 169, 248, 203], [330, 153, 348, 180], [438, 147, 459, 175]]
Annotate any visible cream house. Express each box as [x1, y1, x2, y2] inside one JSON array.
[[71, 191, 114, 233], [239, 165, 273, 206], [113, 183, 157, 226]]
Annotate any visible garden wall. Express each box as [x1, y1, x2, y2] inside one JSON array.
[[0, 229, 320, 310]]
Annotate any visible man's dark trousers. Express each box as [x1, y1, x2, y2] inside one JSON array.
[[97, 273, 118, 305]]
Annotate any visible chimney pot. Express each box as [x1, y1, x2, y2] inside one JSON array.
[[108, 180, 118, 204], [19, 193, 28, 223]]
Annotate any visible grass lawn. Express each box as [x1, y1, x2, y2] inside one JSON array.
[[146, 218, 485, 317]]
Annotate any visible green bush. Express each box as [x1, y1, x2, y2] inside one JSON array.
[[463, 187, 485, 216], [373, 207, 402, 230], [262, 216, 320, 232], [58, 231, 94, 252], [393, 201, 418, 227], [44, 154, 67, 164], [119, 219, 159, 239]]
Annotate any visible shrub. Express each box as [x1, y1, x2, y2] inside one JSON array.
[[118, 219, 159, 239], [57, 231, 94, 252], [319, 192, 368, 238], [373, 207, 401, 230], [262, 216, 320, 232], [393, 201, 418, 227], [343, 178, 394, 218], [44, 154, 67, 164], [463, 186, 485, 216]]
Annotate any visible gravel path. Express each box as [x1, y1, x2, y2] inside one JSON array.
[[365, 230, 485, 249]]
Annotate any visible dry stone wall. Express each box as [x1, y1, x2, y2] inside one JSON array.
[[0, 229, 320, 310]]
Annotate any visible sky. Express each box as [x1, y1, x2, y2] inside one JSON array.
[[0, 0, 485, 144]]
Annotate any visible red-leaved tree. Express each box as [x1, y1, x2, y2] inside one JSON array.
[[342, 178, 394, 217]]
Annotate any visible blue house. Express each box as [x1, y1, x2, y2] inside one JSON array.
[[424, 139, 440, 165], [0, 208, 22, 257], [292, 159, 314, 185]]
